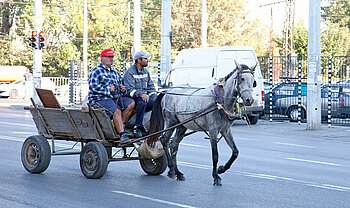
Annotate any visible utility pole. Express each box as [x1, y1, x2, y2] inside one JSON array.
[[32, 0, 42, 104], [201, 0, 207, 48], [83, 0, 88, 79], [133, 0, 141, 54], [160, 0, 171, 84], [307, 0, 321, 129]]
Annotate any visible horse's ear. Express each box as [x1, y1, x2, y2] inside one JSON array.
[[250, 62, 258, 73], [235, 60, 242, 71]]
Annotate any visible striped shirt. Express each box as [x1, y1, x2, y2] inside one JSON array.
[[88, 62, 123, 104]]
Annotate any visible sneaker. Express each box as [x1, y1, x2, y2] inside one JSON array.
[[133, 127, 143, 138], [119, 134, 131, 145]]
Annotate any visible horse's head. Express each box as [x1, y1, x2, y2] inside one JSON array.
[[231, 61, 257, 106]]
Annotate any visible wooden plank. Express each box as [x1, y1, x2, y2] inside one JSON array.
[[36, 88, 61, 108]]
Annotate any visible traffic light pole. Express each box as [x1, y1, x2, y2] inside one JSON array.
[[33, 0, 42, 104]]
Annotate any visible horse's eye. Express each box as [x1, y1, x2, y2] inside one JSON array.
[[241, 78, 245, 81]]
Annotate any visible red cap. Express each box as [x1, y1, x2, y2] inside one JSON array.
[[101, 49, 114, 57]]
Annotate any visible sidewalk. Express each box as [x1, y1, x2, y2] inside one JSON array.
[[0, 97, 71, 109], [232, 119, 350, 141]]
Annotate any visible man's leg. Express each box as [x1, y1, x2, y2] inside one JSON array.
[[119, 97, 135, 124], [135, 97, 147, 128], [112, 108, 124, 133]]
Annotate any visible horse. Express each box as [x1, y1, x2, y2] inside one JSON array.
[[148, 62, 257, 186]]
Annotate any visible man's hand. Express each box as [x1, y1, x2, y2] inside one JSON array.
[[120, 85, 126, 93], [141, 94, 149, 102], [110, 85, 116, 92]]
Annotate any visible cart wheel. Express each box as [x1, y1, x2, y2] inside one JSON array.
[[80, 142, 108, 179], [139, 154, 167, 175], [21, 135, 51, 174]]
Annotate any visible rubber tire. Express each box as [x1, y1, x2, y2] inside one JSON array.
[[139, 153, 168, 175], [9, 89, 18, 99], [80, 142, 108, 179], [289, 107, 306, 122], [248, 115, 259, 124], [21, 135, 51, 174]]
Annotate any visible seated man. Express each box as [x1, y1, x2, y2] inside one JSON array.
[[123, 51, 157, 137], [88, 49, 135, 144]]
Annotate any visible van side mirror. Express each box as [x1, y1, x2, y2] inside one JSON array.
[[253, 80, 257, 88]]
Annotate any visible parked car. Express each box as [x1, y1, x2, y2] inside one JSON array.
[[0, 78, 55, 99], [263, 81, 274, 94], [339, 91, 350, 118], [263, 81, 307, 115], [274, 85, 344, 121]]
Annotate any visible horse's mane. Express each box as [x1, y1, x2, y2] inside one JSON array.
[[222, 64, 249, 82]]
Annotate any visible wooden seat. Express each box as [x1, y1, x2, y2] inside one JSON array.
[[35, 88, 61, 108]]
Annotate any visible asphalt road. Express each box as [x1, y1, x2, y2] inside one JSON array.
[[1, 99, 350, 208]]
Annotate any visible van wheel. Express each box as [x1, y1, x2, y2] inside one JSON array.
[[9, 89, 18, 99], [248, 115, 258, 124]]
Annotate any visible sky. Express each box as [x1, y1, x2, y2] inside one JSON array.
[[248, 0, 310, 33]]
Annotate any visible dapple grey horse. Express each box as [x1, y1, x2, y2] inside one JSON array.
[[148, 62, 257, 186]]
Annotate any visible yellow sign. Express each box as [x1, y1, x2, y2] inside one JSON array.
[[32, 16, 45, 28]]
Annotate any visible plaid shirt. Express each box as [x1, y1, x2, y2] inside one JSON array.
[[88, 62, 123, 104]]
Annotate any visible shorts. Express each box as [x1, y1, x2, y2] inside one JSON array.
[[92, 97, 134, 118]]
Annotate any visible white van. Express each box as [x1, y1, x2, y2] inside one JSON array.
[[163, 46, 264, 124]]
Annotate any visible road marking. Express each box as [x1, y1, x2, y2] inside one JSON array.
[[12, 131, 36, 135], [286, 157, 343, 167], [307, 184, 348, 192], [236, 137, 257, 141], [274, 142, 315, 148], [0, 121, 34, 128], [181, 143, 205, 148], [178, 161, 350, 192], [112, 190, 197, 208]]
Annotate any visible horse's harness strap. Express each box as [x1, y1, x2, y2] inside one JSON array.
[[217, 103, 242, 121]]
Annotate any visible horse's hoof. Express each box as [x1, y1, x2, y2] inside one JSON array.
[[168, 172, 176, 179], [177, 174, 186, 181], [218, 165, 225, 174], [213, 178, 222, 186]]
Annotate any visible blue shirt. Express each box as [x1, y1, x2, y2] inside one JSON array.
[[88, 62, 123, 104]]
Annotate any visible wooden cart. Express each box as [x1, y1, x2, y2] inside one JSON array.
[[21, 89, 167, 179]]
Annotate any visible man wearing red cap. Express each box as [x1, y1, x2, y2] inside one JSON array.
[[88, 49, 135, 145]]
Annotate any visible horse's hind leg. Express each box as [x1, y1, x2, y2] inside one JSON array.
[[160, 127, 176, 179], [170, 126, 187, 181], [218, 128, 239, 174], [209, 134, 222, 186]]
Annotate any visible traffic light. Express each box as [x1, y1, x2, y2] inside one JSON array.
[[39, 31, 45, 49], [29, 31, 37, 48]]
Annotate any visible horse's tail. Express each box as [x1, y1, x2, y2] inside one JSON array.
[[147, 92, 166, 145]]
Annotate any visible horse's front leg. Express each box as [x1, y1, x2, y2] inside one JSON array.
[[210, 135, 222, 186], [218, 128, 239, 174]]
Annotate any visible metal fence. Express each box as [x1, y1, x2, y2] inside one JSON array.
[[258, 56, 350, 125]]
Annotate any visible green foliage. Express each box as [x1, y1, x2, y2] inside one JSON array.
[[1, 0, 349, 77], [293, 21, 308, 57]]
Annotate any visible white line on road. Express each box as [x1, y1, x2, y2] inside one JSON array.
[[274, 142, 315, 148], [177, 161, 350, 193], [286, 157, 344, 167], [180, 143, 205, 148], [236, 137, 257, 141], [0, 121, 34, 128], [12, 131, 36, 135], [112, 190, 198, 208]]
